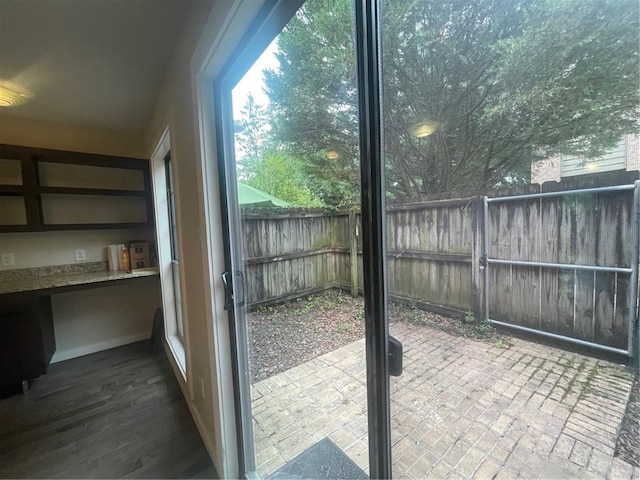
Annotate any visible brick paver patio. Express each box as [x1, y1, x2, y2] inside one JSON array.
[[251, 322, 638, 479]]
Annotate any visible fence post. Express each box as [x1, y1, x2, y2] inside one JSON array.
[[470, 197, 484, 320], [349, 209, 359, 297]]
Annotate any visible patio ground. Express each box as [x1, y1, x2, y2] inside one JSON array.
[[250, 320, 638, 479]]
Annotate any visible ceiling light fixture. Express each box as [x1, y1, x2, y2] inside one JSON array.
[[0, 84, 29, 107]]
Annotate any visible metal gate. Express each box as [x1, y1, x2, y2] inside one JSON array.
[[483, 182, 640, 356]]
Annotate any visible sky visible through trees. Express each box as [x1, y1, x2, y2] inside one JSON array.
[[233, 0, 639, 207]]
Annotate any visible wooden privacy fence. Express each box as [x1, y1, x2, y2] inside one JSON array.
[[241, 209, 352, 306], [241, 200, 481, 316], [240, 176, 639, 355]]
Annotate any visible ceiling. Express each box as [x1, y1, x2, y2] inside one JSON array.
[[0, 0, 194, 133]]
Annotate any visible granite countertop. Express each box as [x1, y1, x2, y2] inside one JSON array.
[[0, 262, 159, 296]]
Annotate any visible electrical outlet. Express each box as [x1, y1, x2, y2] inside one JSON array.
[[1, 253, 15, 267], [74, 249, 86, 262]]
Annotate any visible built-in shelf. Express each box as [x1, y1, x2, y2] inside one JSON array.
[[0, 144, 155, 232], [38, 186, 148, 197], [0, 185, 24, 195]]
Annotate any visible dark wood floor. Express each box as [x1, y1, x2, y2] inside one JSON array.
[[0, 342, 218, 479]]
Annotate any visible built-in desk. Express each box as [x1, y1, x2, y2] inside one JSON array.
[[0, 267, 159, 298], [0, 263, 160, 390]]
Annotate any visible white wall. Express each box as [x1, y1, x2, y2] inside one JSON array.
[[0, 118, 161, 362], [0, 229, 154, 269], [0, 117, 146, 158], [51, 281, 159, 362]]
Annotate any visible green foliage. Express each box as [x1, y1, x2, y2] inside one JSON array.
[[264, 0, 639, 205], [254, 305, 275, 314], [337, 322, 350, 333], [235, 94, 269, 176], [245, 147, 324, 207], [264, 0, 361, 206], [474, 320, 493, 338], [235, 94, 325, 207]]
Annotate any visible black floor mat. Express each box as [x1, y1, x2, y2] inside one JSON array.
[[267, 437, 368, 479]]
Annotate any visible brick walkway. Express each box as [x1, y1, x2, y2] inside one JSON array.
[[251, 322, 638, 479]]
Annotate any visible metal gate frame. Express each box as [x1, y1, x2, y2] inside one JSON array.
[[483, 181, 640, 357]]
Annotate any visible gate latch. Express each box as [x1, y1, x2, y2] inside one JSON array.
[[479, 254, 487, 270]]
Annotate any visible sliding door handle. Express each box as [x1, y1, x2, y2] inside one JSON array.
[[222, 270, 246, 310], [222, 271, 233, 310], [389, 335, 403, 377]]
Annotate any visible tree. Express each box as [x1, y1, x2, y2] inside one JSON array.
[[245, 147, 325, 207], [234, 96, 324, 206], [234, 93, 269, 178], [264, 0, 639, 204], [264, 0, 361, 205]]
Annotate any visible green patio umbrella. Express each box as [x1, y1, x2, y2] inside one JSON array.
[[237, 182, 290, 208]]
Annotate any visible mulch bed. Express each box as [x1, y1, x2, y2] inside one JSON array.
[[247, 289, 502, 383], [615, 373, 640, 468], [247, 289, 365, 383]]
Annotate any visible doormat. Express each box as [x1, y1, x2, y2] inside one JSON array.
[[267, 437, 368, 479]]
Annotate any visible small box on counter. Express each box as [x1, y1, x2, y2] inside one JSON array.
[[129, 241, 151, 270]]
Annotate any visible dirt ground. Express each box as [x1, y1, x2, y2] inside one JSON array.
[[247, 289, 504, 383]]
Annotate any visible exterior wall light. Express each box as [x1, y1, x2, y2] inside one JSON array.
[[411, 121, 439, 138]]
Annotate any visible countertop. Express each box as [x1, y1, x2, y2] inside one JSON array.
[[0, 264, 159, 297]]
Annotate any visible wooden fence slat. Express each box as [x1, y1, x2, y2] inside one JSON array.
[[574, 270, 595, 342], [556, 270, 575, 337], [512, 265, 540, 329], [540, 267, 558, 333], [488, 264, 509, 322], [558, 196, 576, 265], [618, 194, 634, 268], [575, 195, 598, 265], [540, 196, 560, 264], [509, 200, 525, 261], [594, 271, 616, 346], [411, 209, 420, 252], [613, 273, 630, 350], [596, 192, 619, 267]]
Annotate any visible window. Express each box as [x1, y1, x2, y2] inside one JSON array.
[[151, 130, 186, 378], [164, 152, 184, 340]]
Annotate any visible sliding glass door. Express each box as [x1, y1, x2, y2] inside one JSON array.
[[214, 0, 635, 478], [215, 1, 380, 477]]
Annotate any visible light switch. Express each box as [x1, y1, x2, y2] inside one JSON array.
[[1, 253, 15, 266], [75, 249, 86, 262]]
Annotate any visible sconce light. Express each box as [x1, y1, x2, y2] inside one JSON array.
[[411, 121, 440, 138]]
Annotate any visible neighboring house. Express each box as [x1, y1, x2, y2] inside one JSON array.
[[531, 134, 640, 184]]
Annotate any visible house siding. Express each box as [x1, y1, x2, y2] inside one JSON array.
[[532, 134, 640, 184]]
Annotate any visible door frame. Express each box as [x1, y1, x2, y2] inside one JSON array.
[[213, 1, 305, 476], [213, 0, 392, 477], [353, 0, 392, 477]]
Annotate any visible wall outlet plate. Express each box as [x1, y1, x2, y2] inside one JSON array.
[[1, 253, 15, 266], [75, 249, 86, 262]]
